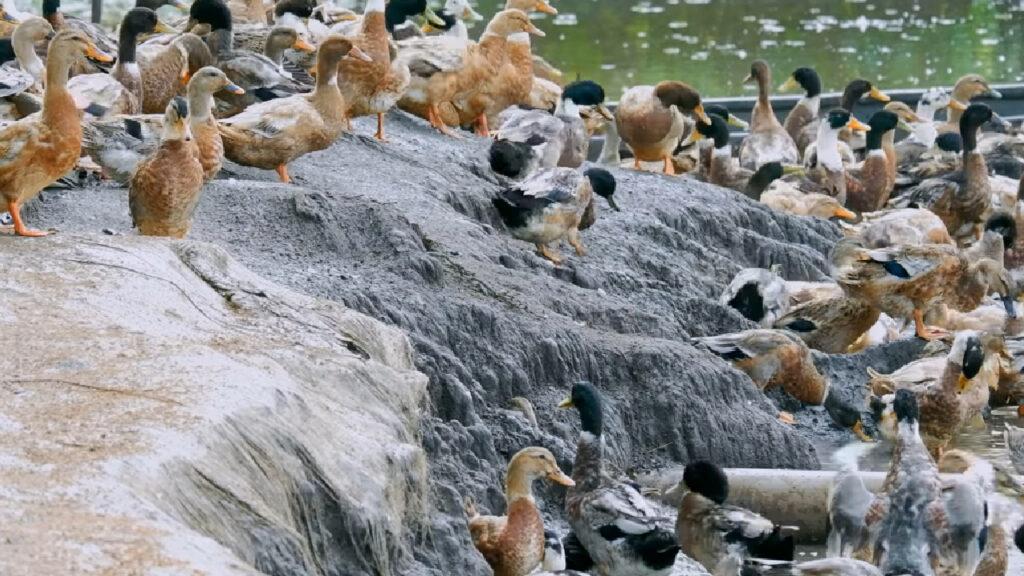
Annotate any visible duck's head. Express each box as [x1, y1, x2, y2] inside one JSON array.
[[266, 25, 315, 54], [824, 108, 870, 134], [506, 0, 558, 16], [920, 87, 966, 114], [743, 59, 771, 87], [51, 29, 113, 65], [682, 460, 729, 505], [746, 162, 805, 200], [985, 210, 1017, 252], [779, 67, 821, 98], [14, 17, 55, 44], [950, 331, 985, 391], [959, 103, 993, 150], [954, 74, 1002, 102], [319, 34, 372, 63], [654, 81, 709, 124], [883, 101, 924, 129], [892, 388, 919, 424], [841, 79, 889, 111], [386, 0, 445, 31], [864, 110, 899, 150], [136, 0, 188, 12], [558, 382, 604, 438], [123, 7, 176, 37], [446, 0, 484, 21], [563, 80, 613, 122], [487, 8, 545, 37], [705, 103, 749, 130], [163, 96, 193, 142], [687, 113, 730, 150], [191, 0, 232, 32], [508, 446, 575, 487], [585, 167, 619, 212], [188, 65, 244, 96]]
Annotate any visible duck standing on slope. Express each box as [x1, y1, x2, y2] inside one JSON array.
[[1, 30, 111, 237], [616, 81, 710, 175], [558, 383, 680, 576], [129, 97, 205, 238], [739, 60, 799, 170], [465, 447, 574, 576]]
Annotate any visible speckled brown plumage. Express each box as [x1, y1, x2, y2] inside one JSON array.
[[469, 499, 545, 576], [130, 139, 205, 238]]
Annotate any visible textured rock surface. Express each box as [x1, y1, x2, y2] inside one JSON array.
[[12, 110, 924, 574], [0, 236, 428, 575]]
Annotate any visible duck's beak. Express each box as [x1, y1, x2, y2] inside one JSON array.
[[557, 398, 574, 409], [180, 68, 190, 85], [743, 73, 755, 85], [463, 5, 484, 20], [348, 46, 373, 62], [778, 76, 799, 92], [847, 118, 871, 132], [293, 38, 316, 53], [423, 6, 446, 27], [85, 42, 114, 63], [547, 470, 575, 487], [527, 23, 545, 37], [693, 103, 711, 124], [868, 86, 890, 102], [606, 196, 621, 212], [154, 20, 176, 34], [534, 0, 558, 15], [224, 82, 245, 95], [833, 207, 858, 222], [726, 114, 749, 130], [982, 86, 1004, 99], [597, 104, 614, 121], [782, 164, 805, 176]]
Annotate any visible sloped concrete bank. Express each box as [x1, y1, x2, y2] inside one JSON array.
[[6, 110, 923, 574]]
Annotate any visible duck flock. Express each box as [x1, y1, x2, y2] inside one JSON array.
[[5, 0, 1024, 575]]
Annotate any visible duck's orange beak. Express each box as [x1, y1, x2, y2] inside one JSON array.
[[293, 38, 316, 53], [847, 118, 871, 132], [527, 23, 545, 37], [868, 86, 890, 102], [547, 470, 575, 487], [834, 207, 858, 221], [85, 42, 113, 63], [534, 0, 558, 15]]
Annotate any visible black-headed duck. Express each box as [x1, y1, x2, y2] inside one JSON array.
[[616, 80, 709, 175]]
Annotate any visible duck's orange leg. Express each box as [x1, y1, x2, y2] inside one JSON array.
[[536, 243, 564, 265], [633, 157, 641, 170], [374, 113, 387, 142], [663, 155, 676, 176], [7, 201, 48, 237], [474, 113, 489, 137], [428, 105, 459, 138], [913, 309, 948, 340], [275, 164, 291, 183]]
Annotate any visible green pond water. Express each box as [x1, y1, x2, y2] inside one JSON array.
[[25, 0, 1024, 98]]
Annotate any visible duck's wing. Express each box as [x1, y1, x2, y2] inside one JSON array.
[[396, 36, 469, 78], [0, 63, 34, 99], [720, 268, 789, 327], [81, 115, 164, 184], [695, 330, 794, 361]]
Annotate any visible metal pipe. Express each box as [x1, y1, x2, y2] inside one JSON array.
[[641, 468, 963, 544], [91, 0, 102, 24]]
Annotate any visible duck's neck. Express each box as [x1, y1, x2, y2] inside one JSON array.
[[817, 127, 843, 172], [798, 94, 820, 117], [556, 97, 580, 118], [207, 28, 233, 59], [264, 40, 287, 65], [188, 86, 214, 122], [43, 51, 75, 118], [598, 117, 621, 165], [571, 431, 604, 493], [911, 121, 937, 148], [311, 51, 345, 116], [13, 33, 45, 84], [962, 124, 979, 154], [756, 74, 772, 111], [117, 24, 142, 64], [505, 468, 536, 502]]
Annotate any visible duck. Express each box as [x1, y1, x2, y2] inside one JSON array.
[[798, 79, 889, 160], [490, 80, 612, 178], [772, 109, 870, 205], [336, 0, 411, 142], [42, 0, 117, 73], [870, 331, 986, 457], [773, 294, 880, 355], [894, 87, 967, 170], [833, 239, 1011, 340], [421, 0, 484, 40], [138, 32, 215, 114], [972, 506, 1008, 576], [190, 0, 311, 117], [464, 446, 574, 576], [0, 30, 111, 237], [719, 266, 790, 328], [2, 17, 54, 92], [396, 9, 543, 137], [128, 96, 205, 238], [616, 81, 709, 175], [760, 182, 859, 221], [83, 66, 244, 183], [491, 167, 618, 265], [66, 8, 173, 116], [676, 461, 794, 574], [826, 443, 874, 558], [938, 74, 1002, 134], [845, 208, 953, 248], [1005, 422, 1024, 475], [557, 383, 681, 576], [228, 0, 270, 25], [845, 110, 901, 213], [738, 60, 798, 170], [693, 329, 829, 406], [742, 558, 881, 576], [219, 35, 370, 182], [683, 114, 796, 196], [894, 104, 995, 244], [777, 67, 821, 155]]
